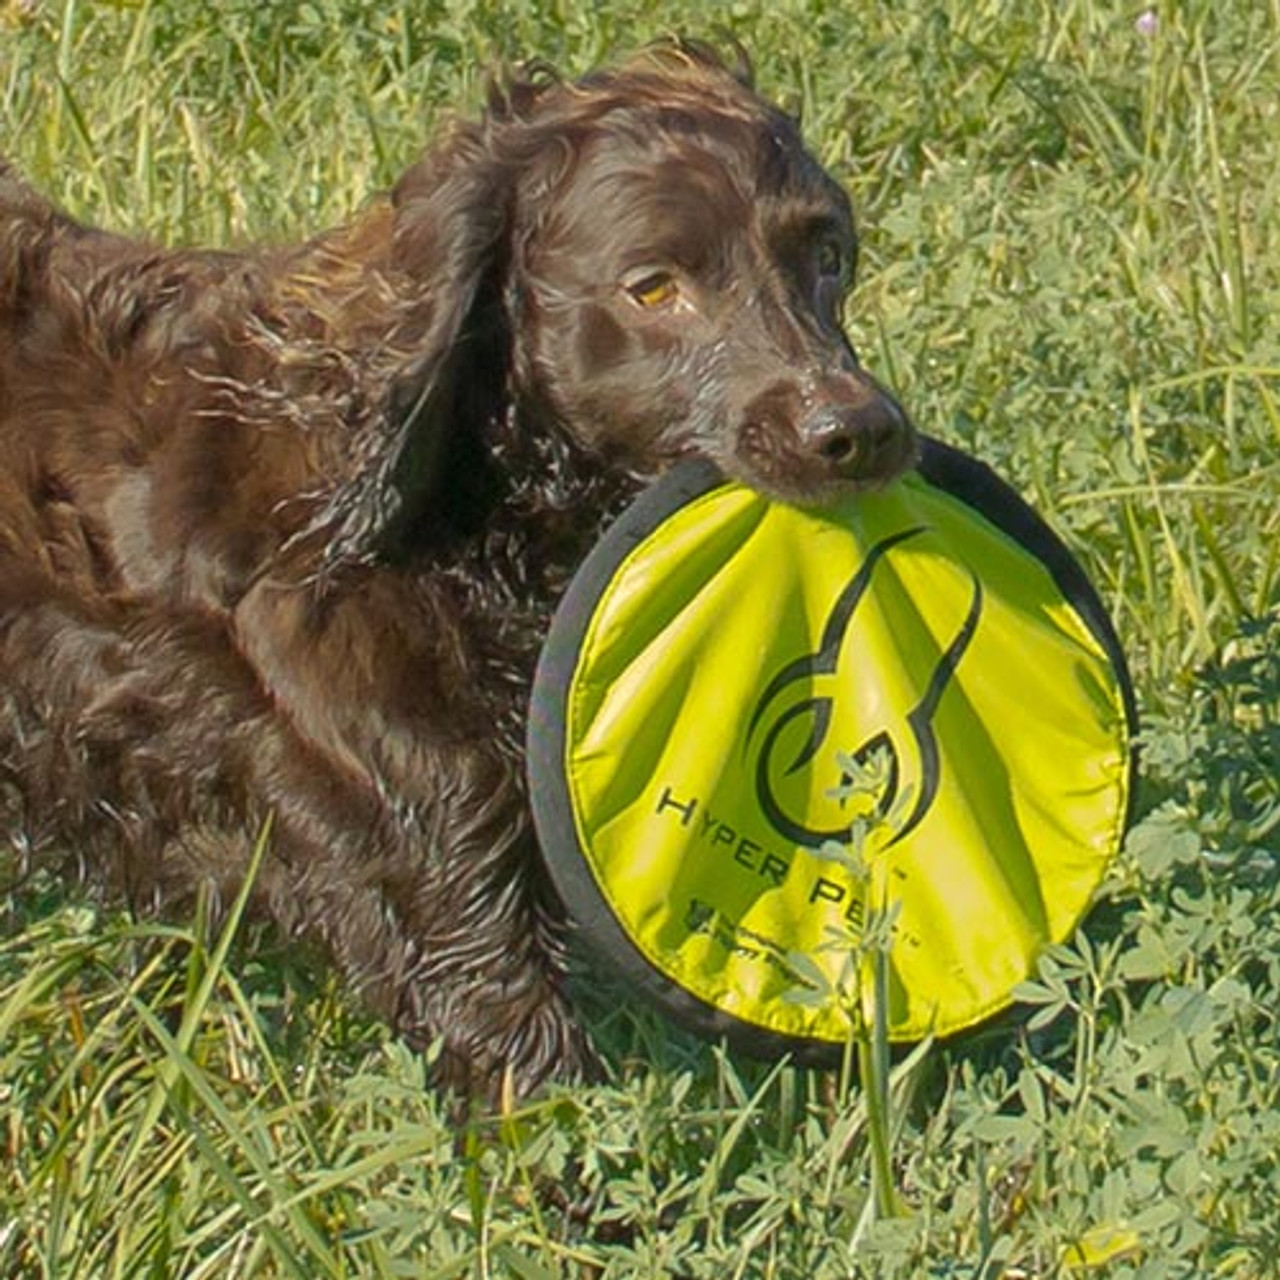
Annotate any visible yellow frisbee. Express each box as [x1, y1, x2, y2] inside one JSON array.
[[528, 440, 1136, 1059]]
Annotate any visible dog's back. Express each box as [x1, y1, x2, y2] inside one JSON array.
[[0, 164, 353, 609]]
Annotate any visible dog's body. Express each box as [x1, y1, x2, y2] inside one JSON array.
[[0, 43, 915, 1096]]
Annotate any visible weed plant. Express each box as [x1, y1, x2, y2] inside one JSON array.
[[2, 1, 1278, 1275]]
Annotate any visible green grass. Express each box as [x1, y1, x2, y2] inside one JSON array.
[[2, 1, 1279, 1275]]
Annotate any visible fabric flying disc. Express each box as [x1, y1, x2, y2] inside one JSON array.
[[527, 438, 1137, 1060]]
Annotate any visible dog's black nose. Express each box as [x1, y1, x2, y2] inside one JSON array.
[[800, 394, 909, 480], [803, 408, 861, 466]]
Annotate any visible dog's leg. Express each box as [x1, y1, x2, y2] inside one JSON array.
[[380, 742, 599, 1099], [230, 569, 597, 1099]]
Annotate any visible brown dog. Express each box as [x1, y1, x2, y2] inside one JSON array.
[[0, 41, 915, 1097]]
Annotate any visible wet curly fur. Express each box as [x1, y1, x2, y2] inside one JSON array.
[[0, 42, 915, 1097]]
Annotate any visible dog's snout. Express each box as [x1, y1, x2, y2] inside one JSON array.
[[735, 375, 917, 502], [799, 390, 911, 480]]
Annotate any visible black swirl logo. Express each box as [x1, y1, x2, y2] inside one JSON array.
[[745, 527, 983, 849]]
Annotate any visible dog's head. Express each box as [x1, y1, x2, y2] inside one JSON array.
[[334, 40, 916, 560], [501, 43, 917, 505]]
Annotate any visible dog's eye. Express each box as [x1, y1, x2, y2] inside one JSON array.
[[626, 271, 680, 309], [815, 239, 844, 280]]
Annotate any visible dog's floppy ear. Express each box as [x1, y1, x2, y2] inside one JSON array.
[[320, 124, 518, 566]]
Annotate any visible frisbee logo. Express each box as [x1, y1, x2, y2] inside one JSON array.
[[746, 527, 983, 849]]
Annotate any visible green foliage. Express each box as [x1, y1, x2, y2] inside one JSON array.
[[2, 1, 1278, 1274]]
